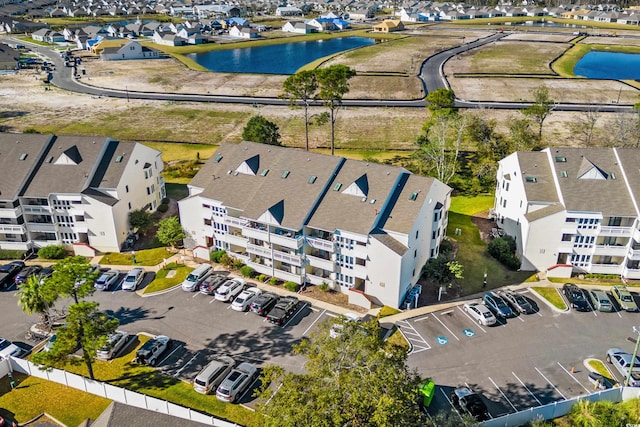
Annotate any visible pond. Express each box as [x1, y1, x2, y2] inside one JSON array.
[[574, 51, 640, 80], [186, 37, 375, 74]]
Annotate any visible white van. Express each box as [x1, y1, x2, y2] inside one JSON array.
[[193, 356, 235, 394], [181, 263, 212, 291]]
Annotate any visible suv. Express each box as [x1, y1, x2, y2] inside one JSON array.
[[483, 292, 515, 319], [122, 268, 144, 291], [215, 278, 246, 302], [199, 274, 227, 295], [588, 289, 614, 312], [266, 296, 299, 325], [498, 289, 534, 315], [562, 283, 591, 311], [249, 292, 278, 316], [193, 356, 236, 394], [96, 330, 130, 360], [0, 261, 24, 289], [216, 362, 257, 403], [14, 265, 42, 285], [612, 285, 638, 312], [0, 337, 23, 358], [135, 335, 171, 366]]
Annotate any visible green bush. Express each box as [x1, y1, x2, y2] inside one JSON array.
[[38, 245, 66, 260], [257, 274, 267, 282], [219, 253, 232, 267], [284, 281, 299, 292], [161, 197, 170, 205], [269, 277, 279, 286], [240, 265, 255, 278], [232, 259, 244, 270], [210, 250, 227, 263], [157, 203, 169, 213], [0, 250, 25, 260], [439, 239, 455, 257], [487, 236, 520, 270], [319, 281, 330, 292]]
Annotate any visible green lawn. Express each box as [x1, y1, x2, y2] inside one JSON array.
[[0, 373, 111, 426], [99, 247, 173, 266], [532, 286, 568, 310], [144, 263, 193, 293], [164, 183, 189, 200], [60, 336, 263, 426], [587, 359, 616, 383], [141, 141, 218, 163], [447, 195, 531, 294]]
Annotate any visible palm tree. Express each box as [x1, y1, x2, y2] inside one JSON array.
[[17, 275, 57, 327]]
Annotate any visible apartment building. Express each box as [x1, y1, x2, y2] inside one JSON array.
[[494, 147, 640, 279], [179, 141, 451, 309], [0, 133, 164, 254]]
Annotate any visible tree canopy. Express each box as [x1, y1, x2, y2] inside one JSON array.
[[242, 115, 281, 146], [128, 209, 154, 234], [426, 88, 457, 117], [156, 216, 187, 249], [282, 70, 318, 151], [316, 65, 356, 156], [257, 317, 424, 427], [523, 85, 554, 140]]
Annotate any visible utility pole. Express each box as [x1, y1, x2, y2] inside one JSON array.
[[625, 326, 640, 386]]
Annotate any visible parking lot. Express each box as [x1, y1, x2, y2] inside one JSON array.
[[405, 288, 640, 420]]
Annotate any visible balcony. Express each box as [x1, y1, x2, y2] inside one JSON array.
[[307, 254, 335, 271], [247, 243, 272, 258], [246, 260, 273, 277], [270, 231, 303, 249], [628, 248, 640, 260], [594, 245, 628, 257], [599, 226, 632, 237], [306, 274, 334, 286], [242, 227, 269, 241], [224, 216, 249, 228], [0, 224, 26, 234], [225, 232, 248, 248], [229, 251, 250, 264], [22, 205, 51, 214], [0, 206, 22, 219], [26, 223, 56, 233], [306, 236, 334, 252], [589, 264, 623, 275], [273, 250, 302, 267], [273, 268, 303, 284]]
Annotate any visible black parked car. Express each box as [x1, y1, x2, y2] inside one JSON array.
[[451, 387, 490, 421], [562, 283, 591, 311], [249, 292, 278, 317], [266, 296, 299, 325], [14, 265, 42, 285], [0, 261, 25, 289]]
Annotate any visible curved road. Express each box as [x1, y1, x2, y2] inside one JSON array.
[[8, 34, 637, 113]]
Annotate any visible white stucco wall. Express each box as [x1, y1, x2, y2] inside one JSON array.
[[366, 236, 403, 307]]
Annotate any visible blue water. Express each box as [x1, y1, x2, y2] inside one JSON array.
[[186, 37, 375, 74], [574, 51, 640, 80]]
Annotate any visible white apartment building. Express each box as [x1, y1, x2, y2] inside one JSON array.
[[0, 133, 164, 254], [494, 147, 640, 279], [179, 141, 451, 309]]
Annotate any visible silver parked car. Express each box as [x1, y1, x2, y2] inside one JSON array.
[[121, 268, 144, 291], [589, 289, 613, 312], [216, 362, 258, 403], [498, 290, 535, 314], [95, 269, 120, 291], [193, 356, 236, 394], [463, 302, 497, 326], [96, 330, 131, 360]]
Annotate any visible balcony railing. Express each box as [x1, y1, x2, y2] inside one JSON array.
[[273, 268, 302, 284], [23, 205, 51, 214], [599, 226, 632, 237], [306, 236, 334, 252], [306, 254, 335, 272], [0, 206, 22, 219], [593, 245, 628, 257], [273, 250, 301, 267], [225, 233, 248, 248], [589, 263, 623, 274], [306, 274, 334, 286], [0, 224, 26, 234], [247, 243, 271, 258], [224, 216, 249, 228]]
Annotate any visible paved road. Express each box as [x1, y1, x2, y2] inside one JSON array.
[[8, 35, 635, 113]]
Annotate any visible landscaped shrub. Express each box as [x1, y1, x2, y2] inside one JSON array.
[[319, 281, 330, 292], [161, 197, 170, 205], [219, 253, 232, 267], [38, 245, 66, 260], [157, 203, 169, 213], [240, 265, 255, 278], [0, 250, 24, 260], [487, 236, 520, 270], [257, 274, 267, 282], [210, 250, 227, 263], [284, 281, 299, 292], [231, 258, 244, 270], [439, 238, 455, 257], [269, 277, 279, 286]]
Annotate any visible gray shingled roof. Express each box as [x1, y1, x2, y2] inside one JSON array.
[[548, 147, 635, 216], [516, 151, 560, 203], [0, 133, 53, 200], [617, 147, 640, 216], [91, 401, 209, 427], [383, 174, 441, 235]]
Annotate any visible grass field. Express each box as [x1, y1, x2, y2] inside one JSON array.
[[141, 141, 218, 162], [532, 286, 568, 310], [467, 41, 568, 74], [587, 359, 616, 383], [100, 247, 173, 266], [144, 263, 193, 293]]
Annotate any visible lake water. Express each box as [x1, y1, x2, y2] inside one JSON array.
[[574, 51, 640, 80], [186, 37, 375, 74]]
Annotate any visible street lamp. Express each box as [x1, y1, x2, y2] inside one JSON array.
[[625, 326, 640, 387]]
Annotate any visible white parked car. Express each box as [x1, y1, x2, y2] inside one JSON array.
[[96, 330, 131, 360], [215, 279, 246, 302], [463, 302, 497, 326], [330, 312, 361, 339], [0, 337, 23, 358], [121, 267, 144, 291], [94, 269, 120, 291], [231, 287, 262, 312]]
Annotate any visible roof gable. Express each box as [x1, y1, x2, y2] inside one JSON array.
[[55, 145, 82, 165], [577, 157, 608, 180]]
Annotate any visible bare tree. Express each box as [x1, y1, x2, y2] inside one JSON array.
[[608, 111, 640, 148], [571, 106, 601, 146]]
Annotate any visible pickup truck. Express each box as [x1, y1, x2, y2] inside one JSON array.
[[606, 348, 640, 386], [266, 296, 299, 325], [0, 261, 25, 289]]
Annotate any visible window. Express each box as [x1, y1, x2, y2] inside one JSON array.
[[409, 192, 418, 201], [19, 153, 27, 161], [128, 202, 132, 209], [610, 172, 617, 180], [525, 176, 537, 183], [308, 176, 317, 184], [502, 199, 507, 208], [204, 218, 212, 226], [505, 182, 510, 191], [415, 230, 419, 239], [260, 168, 269, 177], [333, 183, 342, 191], [561, 170, 567, 178], [214, 154, 223, 163], [281, 170, 290, 179], [561, 234, 572, 242], [555, 156, 567, 162], [414, 249, 417, 258], [125, 185, 129, 193], [115, 155, 123, 163]]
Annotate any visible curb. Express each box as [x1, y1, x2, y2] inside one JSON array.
[[138, 284, 182, 298]]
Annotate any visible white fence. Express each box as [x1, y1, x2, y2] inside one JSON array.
[[483, 386, 640, 427], [8, 357, 241, 427]]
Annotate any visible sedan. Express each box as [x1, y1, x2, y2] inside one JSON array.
[[463, 302, 497, 326], [121, 267, 144, 291], [562, 283, 591, 311], [231, 287, 262, 312], [498, 289, 535, 314], [96, 330, 131, 360], [214, 278, 246, 302], [451, 386, 490, 421], [588, 289, 614, 312], [612, 285, 638, 312], [94, 269, 120, 291], [483, 292, 515, 318]]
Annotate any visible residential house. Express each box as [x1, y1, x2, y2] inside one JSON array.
[[100, 40, 160, 60], [0, 133, 165, 255], [282, 20, 316, 34], [372, 19, 405, 32], [276, 6, 303, 16], [178, 141, 450, 309], [229, 25, 258, 39], [0, 43, 19, 70], [494, 148, 640, 280], [152, 30, 187, 46]]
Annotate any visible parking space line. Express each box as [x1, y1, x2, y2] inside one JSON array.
[[535, 367, 566, 400], [192, 293, 199, 299], [209, 298, 217, 304], [159, 344, 183, 366], [512, 371, 542, 406], [413, 315, 430, 322], [456, 306, 487, 333], [283, 302, 307, 328], [302, 309, 326, 336], [174, 352, 199, 377], [557, 362, 591, 393], [440, 388, 465, 422], [432, 313, 460, 341], [397, 320, 431, 353], [489, 376, 517, 413]]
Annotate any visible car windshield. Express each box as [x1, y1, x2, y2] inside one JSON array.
[[235, 297, 245, 303], [0, 340, 10, 351], [622, 294, 632, 302], [572, 291, 585, 301], [126, 275, 136, 282], [600, 299, 610, 304], [496, 299, 507, 308], [186, 274, 197, 282], [515, 295, 528, 304]]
